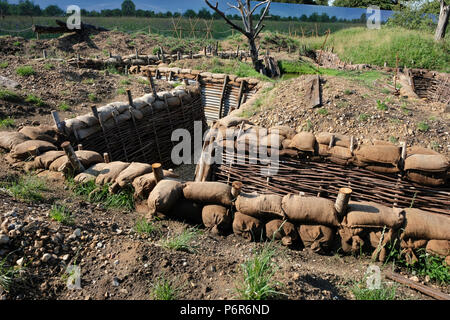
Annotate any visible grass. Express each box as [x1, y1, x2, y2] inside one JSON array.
[[317, 108, 328, 116], [376, 100, 388, 111], [16, 65, 36, 77], [0, 117, 15, 128], [58, 102, 71, 111], [350, 277, 397, 300], [49, 204, 75, 226], [0, 61, 8, 68], [134, 218, 159, 236], [44, 63, 54, 70], [0, 89, 23, 103], [417, 121, 430, 132], [150, 276, 180, 300], [25, 94, 46, 107], [120, 79, 131, 85], [359, 113, 369, 122], [82, 78, 95, 85], [235, 244, 283, 300], [161, 227, 201, 253], [2, 175, 48, 202], [87, 93, 98, 102], [389, 136, 398, 144], [117, 88, 126, 95], [0, 256, 25, 293]]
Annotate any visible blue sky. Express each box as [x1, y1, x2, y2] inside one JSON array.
[[8, 0, 394, 21]]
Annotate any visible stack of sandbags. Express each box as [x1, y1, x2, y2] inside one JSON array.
[[315, 132, 354, 165], [265, 219, 299, 246], [353, 144, 401, 173], [0, 132, 30, 151], [404, 148, 449, 186], [10, 140, 57, 161], [19, 125, 59, 145], [49, 150, 103, 173]]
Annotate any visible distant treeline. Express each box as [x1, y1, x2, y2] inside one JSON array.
[[0, 0, 366, 23]]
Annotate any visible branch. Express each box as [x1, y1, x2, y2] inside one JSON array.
[[228, 1, 249, 32], [205, 0, 247, 35], [250, 0, 270, 15], [254, 24, 265, 39], [254, 0, 272, 32]]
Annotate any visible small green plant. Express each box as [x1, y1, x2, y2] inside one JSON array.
[[381, 88, 391, 95], [417, 121, 429, 132], [430, 141, 440, 151], [0, 256, 25, 292], [0, 89, 22, 103], [134, 218, 159, 236], [44, 63, 54, 70], [389, 136, 398, 144], [88, 93, 98, 102], [120, 79, 131, 85], [59, 102, 71, 111], [152, 47, 160, 55], [344, 89, 352, 95], [2, 175, 48, 202], [350, 277, 397, 300], [137, 78, 149, 85], [401, 103, 411, 115], [304, 120, 313, 132], [49, 204, 74, 226], [0, 117, 15, 128], [236, 244, 284, 300], [13, 41, 20, 46], [317, 108, 328, 116], [0, 61, 8, 68], [25, 94, 45, 107], [161, 227, 201, 253], [376, 100, 388, 111], [359, 113, 369, 122], [117, 88, 126, 95], [82, 78, 95, 85], [150, 276, 180, 300], [16, 65, 36, 77]]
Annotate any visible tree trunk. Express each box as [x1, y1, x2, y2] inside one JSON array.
[[248, 37, 263, 72], [435, 1, 450, 41]]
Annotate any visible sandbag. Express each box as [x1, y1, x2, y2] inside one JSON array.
[[407, 146, 441, 156], [232, 212, 263, 241], [0, 132, 29, 150], [74, 163, 109, 184], [11, 140, 57, 160], [19, 125, 58, 144], [316, 132, 351, 148], [115, 162, 152, 188], [404, 154, 449, 172], [298, 224, 335, 253], [216, 116, 249, 128], [364, 164, 400, 174], [265, 219, 299, 246], [289, 132, 316, 152], [202, 204, 232, 235], [166, 200, 203, 225], [235, 193, 285, 221], [183, 182, 233, 206], [318, 144, 330, 157], [49, 150, 103, 173], [95, 161, 130, 185], [368, 229, 396, 262], [403, 208, 450, 240], [426, 240, 450, 257], [346, 201, 405, 229], [406, 171, 447, 186], [268, 126, 295, 139], [147, 179, 183, 214], [338, 226, 364, 254], [329, 146, 353, 160], [132, 170, 179, 200], [259, 133, 283, 149], [354, 145, 400, 165], [282, 139, 292, 149], [28, 150, 65, 170], [281, 195, 340, 227]]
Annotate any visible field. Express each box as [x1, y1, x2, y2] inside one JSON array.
[[0, 16, 449, 303]]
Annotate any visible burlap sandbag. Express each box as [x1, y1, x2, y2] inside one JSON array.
[[281, 195, 340, 227], [404, 154, 449, 172], [445, 256, 450, 266], [74, 163, 109, 184], [403, 208, 450, 240], [232, 211, 263, 241], [400, 238, 429, 264], [95, 161, 130, 185], [268, 126, 295, 139], [235, 193, 285, 221], [25, 150, 65, 171], [298, 224, 335, 253], [147, 179, 183, 214], [316, 132, 351, 148], [132, 171, 179, 200], [338, 226, 364, 253], [364, 164, 400, 174], [216, 116, 249, 128], [259, 133, 283, 150], [369, 229, 396, 262], [407, 146, 441, 156], [354, 145, 401, 165], [166, 199, 203, 225], [282, 139, 292, 149], [289, 132, 316, 152], [183, 182, 233, 206], [0, 132, 29, 150], [346, 201, 405, 229], [202, 204, 232, 235], [426, 240, 450, 257], [115, 162, 152, 187], [406, 171, 447, 186], [49, 151, 103, 173], [11, 140, 57, 160], [329, 146, 353, 160], [318, 144, 331, 157], [19, 125, 58, 144], [265, 219, 299, 246]]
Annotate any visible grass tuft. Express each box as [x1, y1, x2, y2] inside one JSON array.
[[16, 65, 35, 77], [25, 94, 46, 107], [2, 175, 48, 202], [350, 278, 397, 300], [0, 117, 15, 128], [49, 204, 75, 226], [150, 276, 180, 300], [161, 227, 201, 253]]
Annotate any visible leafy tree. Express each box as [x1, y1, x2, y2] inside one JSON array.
[[333, 0, 399, 10], [183, 9, 197, 18], [121, 0, 135, 16], [43, 5, 63, 16]]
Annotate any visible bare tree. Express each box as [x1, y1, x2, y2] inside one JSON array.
[[435, 0, 450, 41], [205, 0, 271, 72]]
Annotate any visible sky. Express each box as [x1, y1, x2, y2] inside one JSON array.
[[8, 0, 395, 21]]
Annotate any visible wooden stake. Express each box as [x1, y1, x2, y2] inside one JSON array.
[[126, 89, 133, 107], [61, 141, 85, 173], [152, 163, 164, 183], [77, 144, 83, 151], [335, 187, 352, 217], [51, 111, 65, 132], [42, 49, 47, 59], [103, 153, 110, 163], [147, 71, 157, 96], [231, 181, 243, 198]]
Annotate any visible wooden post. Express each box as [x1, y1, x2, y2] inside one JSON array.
[[231, 181, 243, 198], [236, 45, 239, 58], [147, 71, 157, 96], [125, 65, 128, 76], [126, 89, 133, 107], [204, 46, 207, 56], [190, 50, 193, 59], [78, 144, 83, 151], [135, 48, 138, 59], [350, 136, 355, 153], [91, 105, 99, 119], [152, 163, 164, 183], [155, 69, 161, 79], [335, 187, 352, 217], [51, 111, 65, 132], [218, 75, 229, 119], [61, 141, 85, 173], [237, 80, 246, 109], [177, 51, 181, 60], [168, 71, 173, 81], [103, 153, 110, 163], [328, 134, 335, 148], [42, 49, 47, 59]]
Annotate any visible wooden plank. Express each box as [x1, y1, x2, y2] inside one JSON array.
[[218, 75, 229, 119], [305, 75, 321, 108], [386, 271, 450, 300]]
